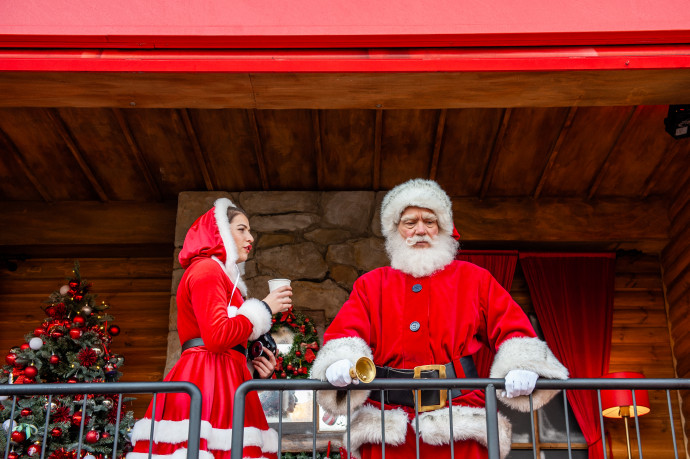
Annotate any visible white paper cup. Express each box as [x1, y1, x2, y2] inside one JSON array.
[[268, 278, 291, 292]]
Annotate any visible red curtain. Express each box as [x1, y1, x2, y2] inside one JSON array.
[[456, 250, 519, 377], [520, 253, 615, 459]]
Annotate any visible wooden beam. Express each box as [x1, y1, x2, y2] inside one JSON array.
[[247, 109, 269, 190], [428, 109, 446, 181], [312, 109, 324, 190], [178, 108, 214, 191], [373, 109, 382, 190], [4, 70, 690, 109], [533, 107, 578, 198], [45, 108, 109, 201], [0, 126, 52, 202], [480, 108, 511, 199], [112, 108, 163, 201], [0, 201, 177, 246], [588, 106, 638, 199]]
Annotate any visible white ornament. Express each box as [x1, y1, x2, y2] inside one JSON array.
[[59, 285, 70, 296], [3, 419, 15, 432], [84, 455, 96, 459], [29, 337, 44, 350], [0, 395, 8, 401]]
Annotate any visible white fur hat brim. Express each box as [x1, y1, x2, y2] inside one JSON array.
[[380, 179, 453, 239]]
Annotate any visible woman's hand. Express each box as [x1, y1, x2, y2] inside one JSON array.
[[263, 286, 292, 315], [253, 349, 277, 379]]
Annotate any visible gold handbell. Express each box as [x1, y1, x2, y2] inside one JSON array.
[[349, 357, 376, 383]]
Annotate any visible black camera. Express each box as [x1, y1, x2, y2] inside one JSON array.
[[249, 332, 277, 359]]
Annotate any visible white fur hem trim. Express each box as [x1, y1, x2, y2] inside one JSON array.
[[213, 198, 248, 297], [310, 336, 373, 415], [130, 418, 278, 452], [413, 405, 512, 459], [490, 336, 569, 412], [347, 404, 408, 458], [238, 298, 272, 341]]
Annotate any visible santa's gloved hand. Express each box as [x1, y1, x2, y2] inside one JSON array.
[[325, 359, 357, 387], [503, 369, 539, 398]]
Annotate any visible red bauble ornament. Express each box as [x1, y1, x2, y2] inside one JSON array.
[[11, 430, 27, 442], [50, 427, 62, 438], [286, 364, 293, 371], [69, 328, 82, 339], [34, 328, 46, 337], [304, 318, 310, 323], [8, 452, 19, 459], [72, 316, 85, 327], [24, 365, 38, 379], [71, 412, 82, 425], [108, 325, 120, 336], [20, 343, 30, 350], [21, 408, 32, 416], [295, 351, 301, 357], [5, 353, 17, 366], [85, 430, 100, 444], [281, 372, 287, 378], [50, 331, 63, 339], [27, 444, 40, 456], [49, 355, 59, 364], [68, 280, 79, 289], [100, 432, 110, 439]]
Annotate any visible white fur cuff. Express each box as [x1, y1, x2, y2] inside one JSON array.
[[238, 299, 272, 341], [310, 336, 373, 416], [490, 336, 569, 412]]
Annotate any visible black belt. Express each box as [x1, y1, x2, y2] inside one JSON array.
[[181, 338, 247, 357], [368, 356, 477, 412]]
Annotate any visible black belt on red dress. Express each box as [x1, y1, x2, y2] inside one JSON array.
[[181, 338, 247, 357], [368, 355, 477, 408]]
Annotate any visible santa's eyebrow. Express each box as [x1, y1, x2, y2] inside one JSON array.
[[421, 213, 438, 221]]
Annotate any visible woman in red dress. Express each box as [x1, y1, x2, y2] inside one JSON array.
[[128, 198, 293, 459]]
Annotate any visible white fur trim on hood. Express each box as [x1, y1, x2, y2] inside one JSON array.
[[213, 197, 248, 297], [238, 298, 272, 341], [310, 336, 373, 416], [490, 336, 569, 412], [380, 179, 453, 239]]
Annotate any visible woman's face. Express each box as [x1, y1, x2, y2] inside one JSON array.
[[230, 213, 254, 263]]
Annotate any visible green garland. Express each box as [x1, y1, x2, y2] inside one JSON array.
[[271, 308, 320, 379]]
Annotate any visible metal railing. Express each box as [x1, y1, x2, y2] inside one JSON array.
[[232, 377, 690, 459], [0, 382, 202, 459]]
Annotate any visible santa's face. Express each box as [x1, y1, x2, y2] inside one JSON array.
[[397, 206, 439, 248]]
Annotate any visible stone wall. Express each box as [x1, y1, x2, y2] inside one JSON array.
[[165, 191, 390, 373]]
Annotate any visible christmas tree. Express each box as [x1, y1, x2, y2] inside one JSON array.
[[0, 262, 134, 459]]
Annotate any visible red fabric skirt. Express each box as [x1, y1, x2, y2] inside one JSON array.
[[359, 425, 487, 459], [127, 347, 277, 459]]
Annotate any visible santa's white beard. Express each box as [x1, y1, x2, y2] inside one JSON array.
[[385, 232, 459, 278]]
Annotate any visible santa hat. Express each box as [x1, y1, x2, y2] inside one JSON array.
[[380, 178, 454, 239]]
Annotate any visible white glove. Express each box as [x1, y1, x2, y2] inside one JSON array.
[[504, 369, 539, 398], [325, 359, 358, 387]]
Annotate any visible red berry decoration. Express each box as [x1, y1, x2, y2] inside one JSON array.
[[51, 428, 62, 438], [72, 316, 85, 327], [49, 355, 59, 365], [69, 280, 79, 289], [67, 378, 78, 383], [74, 294, 84, 302], [101, 432, 110, 439], [20, 343, 30, 350], [69, 328, 82, 339], [85, 430, 100, 443], [24, 365, 38, 379], [108, 325, 120, 336], [8, 452, 19, 459], [11, 430, 27, 443], [21, 408, 32, 416]]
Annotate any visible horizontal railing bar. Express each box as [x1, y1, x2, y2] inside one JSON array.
[[0, 381, 201, 396]]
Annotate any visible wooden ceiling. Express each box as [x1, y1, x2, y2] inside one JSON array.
[[0, 69, 689, 257]]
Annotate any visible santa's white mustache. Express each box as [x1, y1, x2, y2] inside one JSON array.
[[405, 235, 433, 246]]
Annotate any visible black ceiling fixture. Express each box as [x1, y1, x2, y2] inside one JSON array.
[[664, 105, 690, 139]]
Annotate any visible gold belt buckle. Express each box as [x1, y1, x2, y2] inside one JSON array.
[[413, 364, 447, 413]]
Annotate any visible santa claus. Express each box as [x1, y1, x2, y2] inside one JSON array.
[[310, 178, 568, 459]]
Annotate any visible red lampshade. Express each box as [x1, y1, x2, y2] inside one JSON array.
[[601, 372, 651, 418]]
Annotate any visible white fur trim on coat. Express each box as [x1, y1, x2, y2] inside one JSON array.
[[490, 336, 569, 412], [310, 336, 373, 416], [126, 449, 215, 459], [130, 418, 278, 452], [380, 179, 453, 239], [413, 405, 512, 459], [213, 197, 248, 297], [238, 299, 272, 341], [347, 404, 408, 458]]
